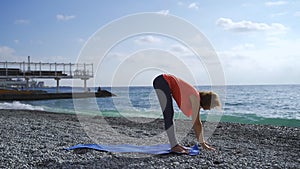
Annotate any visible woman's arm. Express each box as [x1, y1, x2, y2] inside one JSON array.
[[190, 95, 215, 150]]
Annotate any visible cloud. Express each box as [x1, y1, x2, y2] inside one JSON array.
[[77, 38, 86, 44], [218, 39, 300, 84], [177, 1, 199, 10], [47, 55, 73, 63], [157, 10, 170, 15], [0, 46, 15, 56], [14, 40, 20, 44], [134, 35, 162, 45], [241, 3, 253, 7], [265, 36, 282, 46], [188, 2, 199, 10], [216, 18, 288, 33], [231, 43, 255, 51], [0, 46, 20, 61], [177, 1, 184, 6], [14, 19, 30, 24], [169, 44, 193, 56], [270, 12, 288, 18], [295, 11, 300, 17], [56, 14, 76, 21], [265, 1, 288, 6]]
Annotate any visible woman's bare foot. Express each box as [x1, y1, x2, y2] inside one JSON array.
[[171, 144, 189, 154]]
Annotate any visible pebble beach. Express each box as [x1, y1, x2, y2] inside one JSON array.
[[0, 109, 299, 168]]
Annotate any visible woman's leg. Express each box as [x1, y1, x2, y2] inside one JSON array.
[[153, 75, 178, 148]]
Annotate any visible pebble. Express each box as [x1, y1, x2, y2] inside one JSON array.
[[0, 109, 299, 169]]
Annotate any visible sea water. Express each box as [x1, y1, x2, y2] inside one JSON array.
[[0, 85, 299, 127]]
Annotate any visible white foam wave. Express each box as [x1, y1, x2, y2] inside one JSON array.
[[0, 101, 44, 111]]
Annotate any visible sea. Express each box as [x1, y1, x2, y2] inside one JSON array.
[[0, 85, 299, 127]]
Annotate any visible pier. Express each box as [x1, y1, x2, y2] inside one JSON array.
[[0, 56, 93, 93]]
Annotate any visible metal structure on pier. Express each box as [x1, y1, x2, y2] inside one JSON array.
[[0, 56, 93, 92]]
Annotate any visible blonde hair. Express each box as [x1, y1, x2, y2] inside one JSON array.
[[199, 91, 221, 109]]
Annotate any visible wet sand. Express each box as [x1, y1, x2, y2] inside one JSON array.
[[0, 109, 299, 168]]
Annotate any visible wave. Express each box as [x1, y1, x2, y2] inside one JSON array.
[[223, 115, 300, 127], [224, 102, 245, 106], [201, 113, 300, 127], [0, 101, 298, 127], [0, 101, 44, 111]]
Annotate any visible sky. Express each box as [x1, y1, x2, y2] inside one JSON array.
[[0, 0, 300, 86]]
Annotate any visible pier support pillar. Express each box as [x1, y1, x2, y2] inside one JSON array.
[[84, 79, 87, 92], [81, 78, 89, 92], [25, 77, 29, 90], [55, 78, 61, 93]]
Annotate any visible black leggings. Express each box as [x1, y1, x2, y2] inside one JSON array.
[[153, 75, 178, 147]]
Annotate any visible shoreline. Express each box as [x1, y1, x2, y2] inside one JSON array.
[[0, 109, 299, 168]]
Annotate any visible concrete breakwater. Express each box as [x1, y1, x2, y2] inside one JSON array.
[[0, 90, 116, 101]]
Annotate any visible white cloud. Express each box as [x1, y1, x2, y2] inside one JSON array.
[[0, 46, 20, 61], [169, 44, 193, 56], [270, 11, 288, 18], [241, 3, 253, 7], [0, 46, 15, 56], [295, 11, 300, 17], [157, 10, 170, 15], [77, 38, 86, 44], [14, 19, 30, 24], [265, 36, 282, 46], [216, 18, 288, 33], [231, 43, 255, 51], [14, 40, 20, 44], [188, 2, 199, 10], [56, 14, 76, 21], [134, 35, 162, 45], [177, 1, 184, 6], [265, 1, 288, 6], [177, 1, 199, 10], [47, 55, 72, 63], [218, 39, 300, 84]]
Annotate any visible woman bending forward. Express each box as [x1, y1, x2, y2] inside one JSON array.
[[153, 74, 221, 153]]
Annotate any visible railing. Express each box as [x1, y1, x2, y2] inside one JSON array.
[[0, 61, 93, 79]]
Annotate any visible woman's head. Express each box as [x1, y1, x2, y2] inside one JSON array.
[[199, 91, 221, 110]]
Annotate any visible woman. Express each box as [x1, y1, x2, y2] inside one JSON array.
[[153, 74, 221, 153]]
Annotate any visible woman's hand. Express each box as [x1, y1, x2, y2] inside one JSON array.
[[200, 142, 215, 151]]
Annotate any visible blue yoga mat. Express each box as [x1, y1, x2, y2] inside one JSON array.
[[66, 143, 200, 156]]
